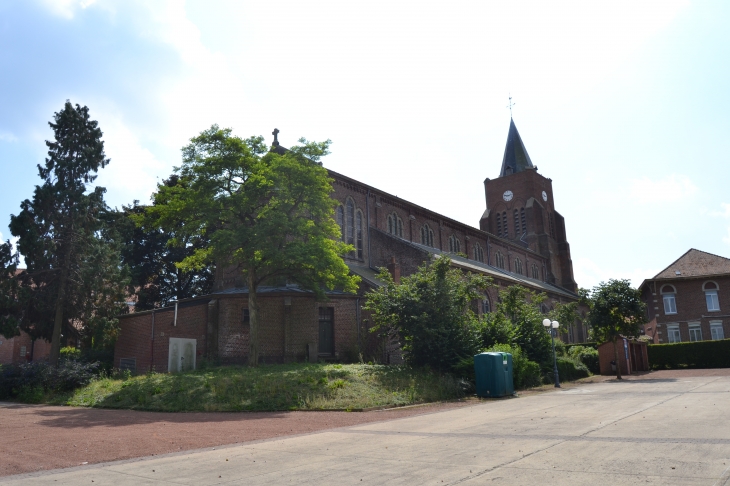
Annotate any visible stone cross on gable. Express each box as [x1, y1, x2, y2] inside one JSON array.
[[272, 128, 280, 145]]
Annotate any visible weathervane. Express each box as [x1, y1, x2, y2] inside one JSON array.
[[507, 94, 515, 118]]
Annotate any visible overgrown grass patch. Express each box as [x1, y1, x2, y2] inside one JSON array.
[[64, 363, 464, 412]]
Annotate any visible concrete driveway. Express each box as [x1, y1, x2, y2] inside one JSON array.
[[3, 374, 730, 485]]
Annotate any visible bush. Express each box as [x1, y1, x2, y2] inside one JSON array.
[[567, 345, 599, 374], [0, 361, 101, 400], [454, 344, 542, 390], [60, 346, 81, 361], [549, 357, 589, 382], [648, 339, 730, 369]]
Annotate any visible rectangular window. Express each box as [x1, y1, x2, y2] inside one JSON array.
[[666, 325, 681, 343], [689, 323, 702, 342], [19, 346, 26, 358], [710, 322, 724, 340], [706, 291, 720, 312], [663, 294, 677, 314]]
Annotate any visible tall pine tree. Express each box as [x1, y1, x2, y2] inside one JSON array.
[[9, 101, 126, 365]]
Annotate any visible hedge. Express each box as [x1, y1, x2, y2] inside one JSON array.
[[564, 342, 598, 352], [648, 339, 730, 369]]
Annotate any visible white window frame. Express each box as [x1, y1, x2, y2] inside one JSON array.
[[706, 290, 720, 312], [710, 321, 724, 340], [663, 294, 677, 314], [666, 325, 681, 343], [688, 322, 702, 342]]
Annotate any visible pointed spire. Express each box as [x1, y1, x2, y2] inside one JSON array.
[[499, 119, 534, 177]]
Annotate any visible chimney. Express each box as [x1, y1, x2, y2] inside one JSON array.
[[387, 256, 401, 284]]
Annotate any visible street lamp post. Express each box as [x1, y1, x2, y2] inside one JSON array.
[[543, 318, 560, 388]]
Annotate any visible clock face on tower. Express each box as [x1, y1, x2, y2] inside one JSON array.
[[542, 191, 548, 202], [503, 190, 513, 202]]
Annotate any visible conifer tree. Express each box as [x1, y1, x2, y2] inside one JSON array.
[[8, 101, 125, 365]]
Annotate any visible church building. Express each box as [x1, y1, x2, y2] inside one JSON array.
[[113, 119, 583, 372]]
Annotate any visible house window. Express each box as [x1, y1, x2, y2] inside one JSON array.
[[514, 258, 523, 275], [356, 211, 363, 259], [710, 321, 724, 340], [336, 205, 344, 240], [689, 323, 702, 342], [448, 235, 460, 253], [666, 325, 681, 343], [387, 213, 403, 238], [661, 285, 677, 314], [474, 243, 484, 263], [420, 224, 434, 247], [531, 264, 539, 279], [495, 251, 505, 269], [704, 282, 720, 312]]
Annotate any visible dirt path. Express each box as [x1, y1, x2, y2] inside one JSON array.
[[0, 400, 475, 477]]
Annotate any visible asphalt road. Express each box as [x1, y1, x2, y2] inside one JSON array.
[[3, 372, 730, 485]]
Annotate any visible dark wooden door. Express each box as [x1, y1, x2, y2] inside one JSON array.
[[318, 307, 334, 355]]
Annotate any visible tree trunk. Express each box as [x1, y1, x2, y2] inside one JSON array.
[[247, 268, 259, 367], [613, 336, 622, 380], [49, 260, 70, 367]]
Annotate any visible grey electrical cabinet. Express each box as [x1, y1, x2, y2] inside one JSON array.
[[474, 352, 514, 398]]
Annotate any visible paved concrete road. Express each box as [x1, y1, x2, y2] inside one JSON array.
[[3, 376, 730, 485]]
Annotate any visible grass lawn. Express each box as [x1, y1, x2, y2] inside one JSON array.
[[61, 363, 464, 412]]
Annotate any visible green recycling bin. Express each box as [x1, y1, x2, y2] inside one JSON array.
[[474, 352, 514, 398]]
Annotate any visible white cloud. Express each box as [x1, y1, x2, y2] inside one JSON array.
[[91, 113, 166, 208], [0, 131, 18, 142], [628, 174, 698, 204], [40, 0, 98, 19]]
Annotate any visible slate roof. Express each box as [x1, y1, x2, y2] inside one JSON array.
[[652, 249, 730, 279], [499, 118, 535, 177]]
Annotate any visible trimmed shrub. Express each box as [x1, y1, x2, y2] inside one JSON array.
[[567, 345, 600, 374], [565, 342, 598, 351], [648, 339, 730, 369], [544, 357, 590, 383], [0, 361, 101, 400]]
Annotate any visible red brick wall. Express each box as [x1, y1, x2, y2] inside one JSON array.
[[643, 276, 730, 344], [0, 331, 51, 365]]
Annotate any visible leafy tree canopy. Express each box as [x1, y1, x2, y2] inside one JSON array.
[[365, 256, 491, 372], [587, 279, 647, 379], [144, 125, 359, 365]]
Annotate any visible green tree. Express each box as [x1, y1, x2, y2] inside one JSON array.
[[7, 101, 126, 365], [0, 241, 21, 338], [114, 178, 214, 310], [587, 279, 647, 379], [365, 256, 492, 372], [145, 125, 359, 366]]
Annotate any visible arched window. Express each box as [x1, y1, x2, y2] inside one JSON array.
[[661, 284, 677, 314], [336, 205, 345, 241], [703, 281, 720, 312], [520, 208, 526, 235], [502, 212, 508, 237], [513, 210, 519, 237], [448, 235, 460, 253], [474, 243, 484, 263], [387, 212, 404, 238], [346, 198, 355, 247], [356, 210, 363, 259], [481, 296, 491, 314], [514, 258, 523, 275], [496, 215, 502, 237], [495, 251, 505, 269], [420, 224, 434, 247], [531, 263, 539, 279]]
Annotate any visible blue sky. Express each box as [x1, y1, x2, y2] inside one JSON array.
[[1, 0, 729, 289]]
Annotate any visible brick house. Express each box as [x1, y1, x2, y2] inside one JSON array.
[[639, 249, 730, 344], [114, 119, 585, 372]]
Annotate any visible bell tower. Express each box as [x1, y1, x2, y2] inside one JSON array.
[[479, 119, 576, 292]]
